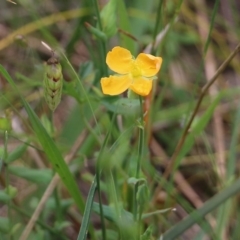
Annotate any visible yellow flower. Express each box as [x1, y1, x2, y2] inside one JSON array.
[[100, 46, 162, 96]]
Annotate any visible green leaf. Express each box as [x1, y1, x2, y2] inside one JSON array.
[[54, 221, 71, 231], [0, 147, 3, 161], [0, 217, 10, 233], [100, 0, 117, 38], [128, 177, 146, 185], [140, 226, 153, 240], [0, 190, 12, 203], [117, 0, 135, 53], [4, 185, 17, 199], [137, 184, 149, 207], [92, 202, 134, 223], [0, 65, 85, 213], [142, 208, 174, 219], [0, 117, 11, 131], [92, 202, 137, 240], [102, 98, 140, 116], [5, 144, 27, 164], [46, 198, 74, 211], [77, 177, 97, 240], [0, 188, 16, 209], [93, 201, 173, 222], [85, 22, 107, 41], [8, 166, 52, 184]]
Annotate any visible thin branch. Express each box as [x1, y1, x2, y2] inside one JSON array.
[[162, 43, 240, 180]]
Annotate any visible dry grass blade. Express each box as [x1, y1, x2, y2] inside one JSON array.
[[150, 137, 204, 209], [162, 42, 240, 182], [195, 0, 226, 183], [0, 8, 91, 51]]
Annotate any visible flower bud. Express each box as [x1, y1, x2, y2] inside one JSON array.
[[43, 57, 63, 111]]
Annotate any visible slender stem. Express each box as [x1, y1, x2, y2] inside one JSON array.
[[49, 111, 62, 222], [92, 0, 102, 30], [135, 96, 144, 178], [50, 111, 62, 223], [109, 171, 121, 219], [91, 0, 107, 76], [136, 128, 144, 179], [95, 113, 116, 240], [96, 161, 106, 240], [54, 186, 62, 222], [134, 96, 145, 236], [4, 131, 12, 240], [203, 0, 220, 55], [3, 130, 8, 165], [137, 205, 143, 239], [151, 0, 163, 54], [162, 43, 240, 181], [50, 111, 54, 137]]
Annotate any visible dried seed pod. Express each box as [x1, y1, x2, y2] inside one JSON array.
[[43, 57, 63, 111]]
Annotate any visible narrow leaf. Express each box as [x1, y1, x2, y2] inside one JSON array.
[[77, 177, 97, 240], [0, 65, 85, 213], [0, 217, 10, 233], [8, 166, 52, 184], [0, 190, 12, 203], [117, 0, 135, 53], [5, 144, 27, 164]]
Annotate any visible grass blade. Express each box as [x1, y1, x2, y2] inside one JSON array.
[[0, 65, 85, 213], [77, 177, 97, 240], [162, 178, 240, 239], [117, 0, 135, 53]]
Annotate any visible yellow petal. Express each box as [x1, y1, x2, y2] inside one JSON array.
[[106, 46, 133, 74], [101, 75, 131, 95], [130, 77, 153, 96], [135, 53, 162, 77]]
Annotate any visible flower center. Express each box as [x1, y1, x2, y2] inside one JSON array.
[[131, 62, 141, 78]]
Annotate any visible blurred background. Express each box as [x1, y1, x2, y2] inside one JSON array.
[[0, 0, 240, 239]]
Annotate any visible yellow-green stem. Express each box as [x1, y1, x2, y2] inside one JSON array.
[[91, 0, 108, 76], [49, 112, 62, 222], [133, 96, 145, 238], [4, 131, 12, 240], [135, 96, 144, 178], [151, 0, 163, 54]]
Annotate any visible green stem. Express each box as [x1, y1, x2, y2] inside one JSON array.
[[133, 96, 145, 237], [49, 111, 62, 223], [4, 131, 12, 240], [135, 96, 144, 178], [137, 206, 144, 239], [136, 127, 144, 179], [203, 0, 220, 56], [91, 0, 107, 76], [96, 161, 106, 240], [50, 111, 54, 137], [92, 0, 102, 30], [109, 171, 121, 219], [49, 111, 62, 221], [95, 113, 116, 240], [151, 0, 163, 54], [54, 186, 62, 223]]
